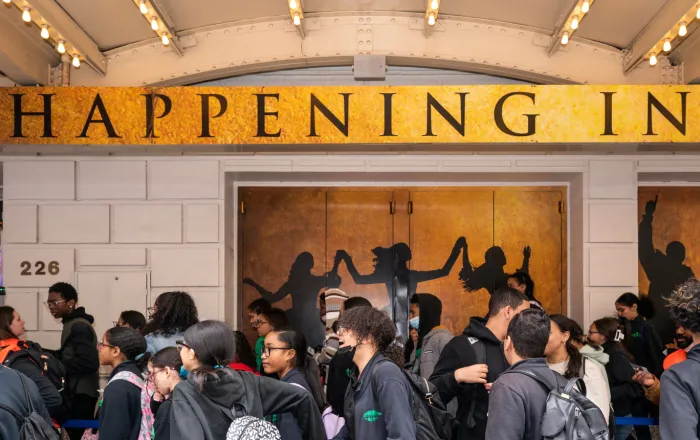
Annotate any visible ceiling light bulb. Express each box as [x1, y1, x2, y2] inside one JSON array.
[[571, 16, 579, 29], [663, 39, 672, 52], [57, 40, 65, 54], [139, 0, 148, 15], [431, 0, 439, 9], [581, 0, 590, 13], [72, 55, 80, 68], [289, 0, 297, 8], [161, 33, 169, 45], [2, 0, 11, 4], [649, 53, 657, 66], [561, 32, 569, 45], [428, 12, 436, 25], [40, 25, 49, 39], [293, 13, 300, 26], [679, 22, 687, 37], [151, 17, 159, 30], [697, 5, 700, 19], [22, 7, 31, 22]]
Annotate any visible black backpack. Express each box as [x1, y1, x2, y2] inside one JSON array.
[[0, 368, 60, 440]]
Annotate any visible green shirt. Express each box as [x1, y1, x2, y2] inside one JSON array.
[[255, 336, 265, 373]]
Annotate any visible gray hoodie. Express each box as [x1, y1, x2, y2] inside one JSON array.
[[419, 327, 454, 380]]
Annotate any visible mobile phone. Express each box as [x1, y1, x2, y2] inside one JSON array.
[[631, 364, 649, 374]]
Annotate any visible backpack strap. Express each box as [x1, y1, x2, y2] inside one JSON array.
[[0, 368, 34, 425], [370, 359, 420, 423], [461, 336, 486, 429]]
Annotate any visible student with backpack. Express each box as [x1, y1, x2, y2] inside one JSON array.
[[170, 320, 325, 440], [0, 306, 64, 422], [0, 365, 58, 440], [331, 306, 415, 440], [486, 309, 609, 440], [430, 287, 530, 440], [96, 326, 154, 440], [261, 330, 327, 440], [150, 347, 183, 440]]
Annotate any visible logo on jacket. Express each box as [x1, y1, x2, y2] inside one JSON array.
[[362, 410, 382, 422]]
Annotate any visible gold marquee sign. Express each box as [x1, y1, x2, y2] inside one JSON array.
[[0, 85, 696, 144]]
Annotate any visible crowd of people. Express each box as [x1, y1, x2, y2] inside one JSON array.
[[1, 270, 700, 440]]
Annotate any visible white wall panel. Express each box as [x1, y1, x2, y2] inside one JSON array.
[[148, 161, 219, 199], [40, 304, 64, 332], [588, 160, 636, 199], [150, 248, 219, 287], [587, 288, 627, 328], [23, 331, 62, 351], [3, 248, 75, 288], [588, 246, 638, 287], [150, 287, 221, 321], [78, 161, 147, 199], [588, 202, 638, 243], [78, 248, 147, 266], [40, 205, 110, 243], [3, 205, 38, 243], [113, 205, 182, 243], [4, 161, 75, 200], [6, 289, 39, 331], [184, 204, 219, 243]]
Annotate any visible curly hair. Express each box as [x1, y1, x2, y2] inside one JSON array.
[[143, 291, 199, 337], [666, 278, 700, 333], [336, 306, 404, 367]]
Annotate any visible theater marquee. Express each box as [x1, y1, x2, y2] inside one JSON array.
[[0, 86, 695, 144]]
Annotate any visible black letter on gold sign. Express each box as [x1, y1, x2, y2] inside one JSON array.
[[601, 92, 617, 136], [77, 94, 121, 138], [143, 94, 172, 138], [645, 92, 689, 136], [381, 93, 397, 137], [494, 92, 538, 137], [11, 94, 55, 138], [308, 93, 352, 137], [198, 94, 228, 138], [254, 94, 281, 137], [424, 92, 469, 136]]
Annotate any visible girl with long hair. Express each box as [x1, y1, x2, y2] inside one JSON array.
[[97, 326, 153, 440], [149, 347, 183, 440], [170, 320, 325, 440], [143, 291, 199, 354], [229, 330, 259, 374], [615, 293, 665, 377], [544, 315, 611, 423], [333, 307, 415, 440], [507, 271, 543, 310], [261, 330, 327, 440]]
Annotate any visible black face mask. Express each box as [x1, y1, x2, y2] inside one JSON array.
[[676, 335, 692, 350], [336, 344, 357, 357]]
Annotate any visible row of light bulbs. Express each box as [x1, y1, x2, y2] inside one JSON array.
[[428, 0, 439, 26], [2, 0, 82, 67], [560, 0, 593, 45], [135, 0, 171, 46], [288, 0, 302, 26], [648, 5, 700, 66]]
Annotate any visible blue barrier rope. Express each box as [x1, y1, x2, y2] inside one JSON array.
[[62, 420, 99, 429], [615, 417, 659, 426]]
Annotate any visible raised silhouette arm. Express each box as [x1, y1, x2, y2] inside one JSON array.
[[337, 250, 384, 284], [517, 246, 531, 274], [242, 277, 291, 303], [413, 237, 466, 283], [639, 197, 661, 281], [460, 238, 474, 280]]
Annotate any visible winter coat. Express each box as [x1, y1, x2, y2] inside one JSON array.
[[624, 315, 665, 378], [601, 342, 643, 417], [419, 327, 453, 380], [0, 366, 52, 440], [660, 344, 700, 440], [99, 361, 146, 440], [275, 369, 311, 440], [55, 307, 100, 398]]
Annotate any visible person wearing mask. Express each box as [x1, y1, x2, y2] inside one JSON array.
[[0, 365, 54, 440], [326, 296, 372, 416], [507, 271, 543, 310], [150, 347, 183, 440], [46, 282, 100, 440], [615, 292, 664, 378], [430, 287, 530, 440], [261, 330, 327, 440], [0, 306, 63, 421], [116, 310, 147, 333], [229, 330, 259, 374], [484, 309, 554, 440], [659, 278, 700, 440], [412, 294, 454, 380], [544, 315, 611, 423], [332, 306, 416, 440], [247, 298, 273, 374], [144, 291, 199, 354], [588, 317, 643, 440], [170, 320, 326, 440]]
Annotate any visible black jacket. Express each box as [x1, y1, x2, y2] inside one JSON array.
[[624, 315, 665, 378], [275, 369, 311, 440], [430, 317, 508, 440], [151, 398, 173, 440], [56, 308, 100, 398], [327, 348, 354, 415], [170, 368, 325, 440], [99, 361, 145, 440], [0, 366, 53, 440], [601, 342, 643, 416], [660, 344, 700, 440]]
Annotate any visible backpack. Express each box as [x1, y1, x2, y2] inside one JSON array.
[[0, 368, 60, 440], [227, 416, 280, 440], [459, 336, 486, 429], [504, 369, 609, 440], [372, 359, 458, 440]]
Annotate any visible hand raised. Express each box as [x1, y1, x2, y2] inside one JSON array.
[[523, 246, 531, 258], [455, 364, 488, 384]]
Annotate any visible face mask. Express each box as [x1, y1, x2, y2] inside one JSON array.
[[336, 344, 358, 358], [179, 366, 189, 379], [409, 316, 420, 330], [676, 335, 692, 349], [252, 319, 260, 330]]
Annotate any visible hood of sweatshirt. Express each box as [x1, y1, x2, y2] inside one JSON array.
[[62, 307, 95, 325], [186, 369, 249, 409], [463, 317, 503, 346], [416, 293, 443, 340], [580, 344, 610, 366]]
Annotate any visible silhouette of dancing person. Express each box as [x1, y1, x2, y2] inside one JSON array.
[[639, 196, 694, 344], [243, 252, 342, 349], [460, 242, 531, 295], [336, 237, 465, 342]]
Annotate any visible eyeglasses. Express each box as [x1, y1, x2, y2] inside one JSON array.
[[175, 340, 191, 352], [44, 300, 66, 308], [97, 342, 114, 350], [261, 346, 291, 357]]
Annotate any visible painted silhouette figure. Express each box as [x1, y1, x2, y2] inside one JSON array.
[[336, 237, 465, 342], [460, 242, 531, 294], [243, 252, 342, 348], [639, 196, 694, 344]]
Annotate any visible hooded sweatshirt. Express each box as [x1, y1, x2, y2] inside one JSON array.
[[170, 368, 325, 440], [413, 294, 454, 380], [55, 307, 100, 399], [601, 342, 643, 417], [430, 317, 509, 440]]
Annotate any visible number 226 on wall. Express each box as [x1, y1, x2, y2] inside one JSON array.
[[20, 261, 60, 276]]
